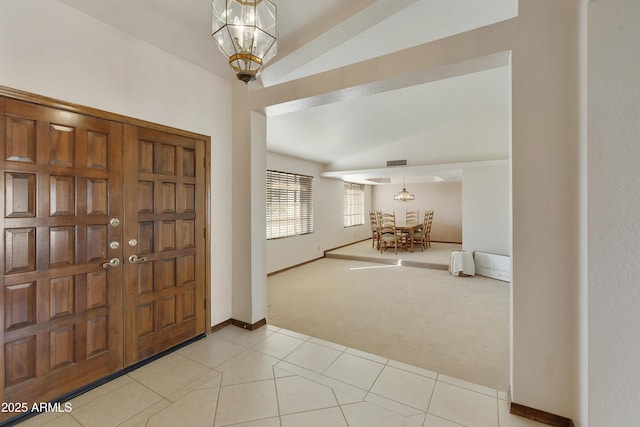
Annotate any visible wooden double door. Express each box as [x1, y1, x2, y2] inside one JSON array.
[[0, 97, 207, 418]]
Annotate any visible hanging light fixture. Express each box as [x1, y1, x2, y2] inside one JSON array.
[[211, 0, 278, 84], [394, 177, 415, 202]]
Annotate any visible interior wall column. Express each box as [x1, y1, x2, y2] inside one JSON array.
[[509, 0, 580, 418], [230, 84, 268, 326], [230, 84, 253, 324], [250, 111, 268, 323]]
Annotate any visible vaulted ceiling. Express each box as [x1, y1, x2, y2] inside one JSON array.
[[58, 0, 517, 183]]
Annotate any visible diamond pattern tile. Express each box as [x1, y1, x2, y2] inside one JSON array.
[[21, 326, 536, 427]]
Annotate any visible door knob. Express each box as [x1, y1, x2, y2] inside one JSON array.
[[128, 254, 149, 264], [102, 258, 121, 269]]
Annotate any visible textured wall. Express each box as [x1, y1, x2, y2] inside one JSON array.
[[462, 165, 510, 256], [589, 0, 640, 424]]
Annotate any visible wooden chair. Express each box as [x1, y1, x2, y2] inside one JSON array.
[[409, 210, 429, 252], [379, 212, 402, 254], [405, 210, 419, 224], [425, 210, 434, 248], [403, 209, 420, 246], [369, 211, 380, 249], [411, 212, 428, 252]]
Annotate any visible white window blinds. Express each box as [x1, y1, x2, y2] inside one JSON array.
[[266, 170, 313, 239], [343, 182, 365, 227]]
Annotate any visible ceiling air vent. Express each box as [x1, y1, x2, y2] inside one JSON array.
[[386, 160, 407, 167]]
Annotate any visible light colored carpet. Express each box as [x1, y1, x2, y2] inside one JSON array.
[[267, 256, 510, 392]]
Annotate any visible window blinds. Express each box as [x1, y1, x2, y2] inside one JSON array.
[[343, 182, 365, 227], [266, 170, 313, 239]]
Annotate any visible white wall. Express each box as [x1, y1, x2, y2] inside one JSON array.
[[251, 113, 268, 324], [588, 0, 640, 424], [462, 165, 510, 255], [373, 181, 462, 243], [0, 0, 233, 326], [507, 0, 581, 419], [266, 152, 372, 274]]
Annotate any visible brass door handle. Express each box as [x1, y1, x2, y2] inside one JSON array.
[[102, 258, 121, 269], [128, 254, 149, 264]]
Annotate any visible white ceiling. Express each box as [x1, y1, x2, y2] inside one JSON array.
[[57, 0, 517, 183]]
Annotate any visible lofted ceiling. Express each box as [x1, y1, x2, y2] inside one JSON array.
[[57, 0, 517, 183]]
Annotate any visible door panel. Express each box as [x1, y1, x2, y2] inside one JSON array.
[[0, 95, 207, 419], [0, 98, 124, 418], [123, 125, 205, 366]]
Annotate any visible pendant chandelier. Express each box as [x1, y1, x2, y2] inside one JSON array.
[[211, 0, 278, 84], [394, 177, 415, 202]]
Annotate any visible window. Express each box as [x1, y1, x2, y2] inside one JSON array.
[[266, 170, 313, 239], [343, 182, 365, 227]]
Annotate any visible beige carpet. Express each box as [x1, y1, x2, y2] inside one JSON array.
[[267, 257, 510, 392]]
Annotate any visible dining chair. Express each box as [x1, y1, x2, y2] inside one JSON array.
[[369, 211, 380, 249], [425, 210, 434, 248], [405, 210, 419, 224], [408, 211, 429, 252], [379, 212, 402, 254], [403, 209, 420, 246]]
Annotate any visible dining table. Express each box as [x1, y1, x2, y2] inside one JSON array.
[[394, 221, 422, 252]]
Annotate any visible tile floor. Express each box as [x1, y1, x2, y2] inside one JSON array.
[[19, 325, 546, 427]]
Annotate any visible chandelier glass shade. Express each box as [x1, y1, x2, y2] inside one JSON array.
[[394, 177, 415, 202], [211, 0, 278, 83]]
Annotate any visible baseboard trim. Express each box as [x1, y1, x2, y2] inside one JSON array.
[[511, 403, 575, 427], [231, 318, 267, 330], [323, 238, 371, 255], [212, 318, 267, 332], [267, 257, 324, 276], [211, 319, 233, 332]]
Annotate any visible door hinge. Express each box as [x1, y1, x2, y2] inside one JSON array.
[[204, 227, 207, 238]]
